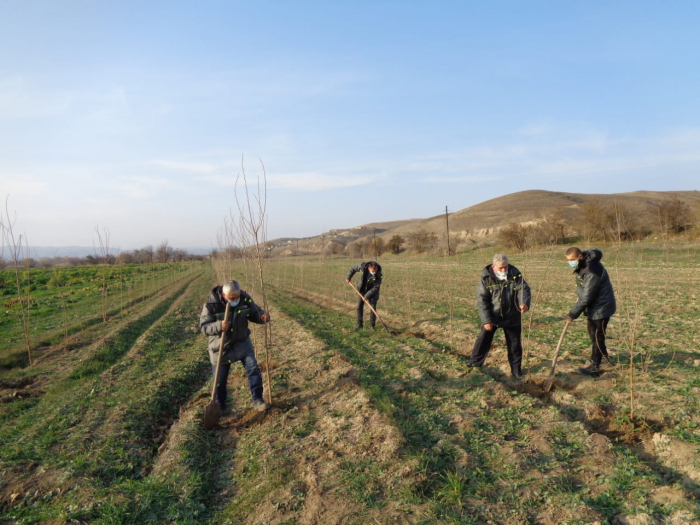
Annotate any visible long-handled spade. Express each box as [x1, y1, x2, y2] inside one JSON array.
[[544, 320, 571, 393], [204, 303, 230, 429], [347, 281, 397, 335]]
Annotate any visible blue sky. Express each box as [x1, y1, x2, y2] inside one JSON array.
[[1, 1, 699, 250]]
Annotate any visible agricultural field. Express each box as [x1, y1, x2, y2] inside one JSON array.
[[0, 262, 204, 368], [1, 243, 700, 524]]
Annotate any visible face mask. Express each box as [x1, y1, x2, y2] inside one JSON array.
[[228, 298, 240, 307], [568, 260, 579, 269], [495, 270, 507, 280]]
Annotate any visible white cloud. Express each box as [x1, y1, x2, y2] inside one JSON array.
[[112, 176, 170, 200], [151, 160, 218, 174], [204, 171, 375, 191]]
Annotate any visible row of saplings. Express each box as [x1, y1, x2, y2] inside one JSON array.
[[200, 247, 615, 428]]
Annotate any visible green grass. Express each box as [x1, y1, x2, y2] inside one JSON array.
[[0, 262, 204, 367], [0, 268, 231, 524]]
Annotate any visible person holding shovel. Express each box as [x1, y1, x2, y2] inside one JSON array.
[[468, 254, 531, 379], [199, 279, 271, 413], [346, 261, 382, 330], [565, 247, 616, 378]]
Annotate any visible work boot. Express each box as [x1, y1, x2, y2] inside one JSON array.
[[511, 369, 523, 380], [578, 363, 602, 378], [370, 325, 376, 331], [253, 399, 271, 411]]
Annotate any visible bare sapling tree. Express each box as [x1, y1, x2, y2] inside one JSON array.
[[93, 225, 112, 323], [50, 263, 70, 343], [521, 244, 556, 381], [2, 198, 33, 365], [233, 158, 274, 406]]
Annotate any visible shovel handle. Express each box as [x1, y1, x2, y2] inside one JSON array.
[[210, 303, 230, 402], [347, 281, 392, 334], [545, 321, 570, 385]]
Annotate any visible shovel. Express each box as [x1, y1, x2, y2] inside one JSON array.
[[347, 281, 396, 335], [204, 303, 230, 429], [544, 320, 570, 393]]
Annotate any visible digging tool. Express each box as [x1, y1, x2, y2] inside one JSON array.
[[204, 303, 230, 429], [347, 281, 396, 335], [544, 320, 570, 393]]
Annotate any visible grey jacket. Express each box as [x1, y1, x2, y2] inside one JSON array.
[[476, 264, 531, 328], [199, 286, 266, 364], [346, 261, 382, 300], [568, 249, 616, 320]]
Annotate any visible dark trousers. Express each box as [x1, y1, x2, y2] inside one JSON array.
[[587, 317, 610, 366], [357, 296, 378, 327], [211, 346, 264, 409], [469, 324, 523, 374]]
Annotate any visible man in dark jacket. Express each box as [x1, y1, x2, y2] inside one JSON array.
[[199, 279, 271, 412], [346, 261, 382, 329], [565, 247, 616, 378], [468, 254, 531, 378]]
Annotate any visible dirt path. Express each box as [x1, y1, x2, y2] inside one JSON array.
[[158, 306, 429, 524]]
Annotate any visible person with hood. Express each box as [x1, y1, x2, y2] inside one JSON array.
[[565, 247, 616, 377], [346, 261, 382, 330], [199, 279, 271, 412], [468, 254, 531, 379]]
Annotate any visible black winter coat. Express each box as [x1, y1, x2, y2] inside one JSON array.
[[568, 249, 616, 320], [199, 286, 266, 355], [346, 261, 382, 300], [476, 264, 531, 328]]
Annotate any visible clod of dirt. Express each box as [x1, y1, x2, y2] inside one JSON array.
[[650, 433, 700, 485], [650, 486, 686, 506], [614, 513, 654, 525], [585, 433, 613, 455], [406, 367, 425, 380]]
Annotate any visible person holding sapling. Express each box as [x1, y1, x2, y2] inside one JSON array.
[[346, 261, 382, 330], [468, 254, 531, 379], [199, 279, 271, 413], [565, 247, 616, 378]]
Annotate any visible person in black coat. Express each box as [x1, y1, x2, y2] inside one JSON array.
[[468, 254, 531, 378], [346, 261, 382, 329], [199, 279, 271, 412], [565, 247, 616, 377]]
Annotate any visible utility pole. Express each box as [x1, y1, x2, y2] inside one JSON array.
[[445, 206, 452, 256], [373, 228, 377, 258]]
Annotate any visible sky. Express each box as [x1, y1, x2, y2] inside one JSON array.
[[1, 1, 699, 251]]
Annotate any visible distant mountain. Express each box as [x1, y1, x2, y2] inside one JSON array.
[[266, 189, 700, 255], [4, 246, 212, 260]]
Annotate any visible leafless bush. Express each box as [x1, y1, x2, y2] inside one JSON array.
[[387, 234, 405, 254], [498, 223, 529, 251], [323, 240, 345, 256], [657, 196, 693, 235], [369, 237, 385, 257], [406, 229, 438, 253]]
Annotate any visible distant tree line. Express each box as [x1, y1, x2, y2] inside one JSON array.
[[0, 241, 207, 269], [499, 196, 697, 251]]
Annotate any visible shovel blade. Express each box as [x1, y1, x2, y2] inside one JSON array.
[[203, 400, 222, 429]]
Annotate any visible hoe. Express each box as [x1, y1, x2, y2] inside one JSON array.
[[347, 281, 397, 335], [544, 320, 570, 393], [204, 303, 231, 429]]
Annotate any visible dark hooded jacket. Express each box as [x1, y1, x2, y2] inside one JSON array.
[[346, 261, 383, 300], [476, 264, 531, 328], [568, 248, 616, 320], [199, 286, 266, 360]]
